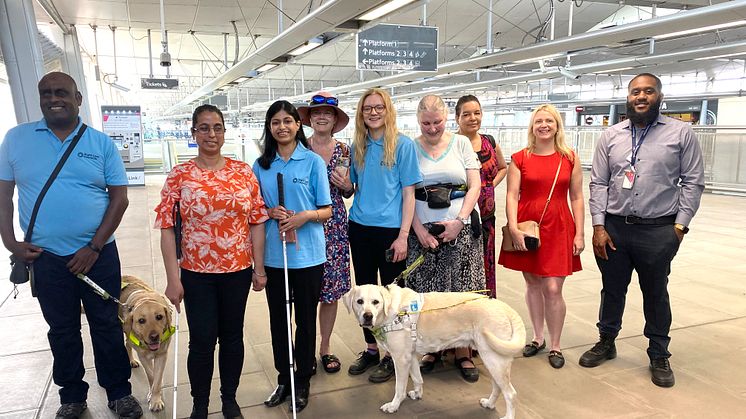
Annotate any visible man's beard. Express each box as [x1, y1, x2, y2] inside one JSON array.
[[626, 97, 661, 126]]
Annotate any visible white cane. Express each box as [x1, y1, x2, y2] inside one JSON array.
[[277, 173, 298, 418], [172, 309, 179, 419]]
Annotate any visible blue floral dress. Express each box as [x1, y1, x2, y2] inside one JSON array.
[[316, 141, 352, 303]]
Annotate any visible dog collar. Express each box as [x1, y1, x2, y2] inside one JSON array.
[[127, 325, 176, 349]]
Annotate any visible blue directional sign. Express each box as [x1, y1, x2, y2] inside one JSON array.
[[356, 24, 438, 72]]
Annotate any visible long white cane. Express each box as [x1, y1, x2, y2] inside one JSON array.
[[172, 310, 179, 419], [278, 173, 298, 418]]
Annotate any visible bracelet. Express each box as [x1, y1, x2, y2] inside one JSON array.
[[86, 241, 101, 253], [315, 210, 320, 223], [253, 271, 267, 277]]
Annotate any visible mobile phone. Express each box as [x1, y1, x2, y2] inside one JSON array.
[[524, 236, 539, 250], [384, 248, 395, 262]]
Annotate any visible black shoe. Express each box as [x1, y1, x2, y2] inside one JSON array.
[[548, 350, 565, 369], [579, 335, 617, 367], [650, 358, 675, 387], [368, 356, 395, 383], [288, 388, 309, 413], [55, 402, 87, 419], [522, 340, 546, 357], [455, 357, 480, 383], [264, 385, 291, 407], [107, 395, 143, 419], [222, 398, 244, 419], [419, 352, 441, 374], [348, 350, 380, 375], [189, 405, 208, 419]]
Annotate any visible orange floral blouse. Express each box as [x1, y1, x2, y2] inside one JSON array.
[[154, 158, 269, 273]]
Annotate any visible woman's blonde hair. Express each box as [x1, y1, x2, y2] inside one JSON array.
[[416, 94, 447, 120], [353, 88, 399, 168], [526, 104, 574, 162]]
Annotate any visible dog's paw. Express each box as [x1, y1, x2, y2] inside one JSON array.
[[479, 398, 496, 410], [407, 390, 422, 400], [380, 402, 400, 414], [149, 397, 165, 412], [129, 360, 140, 368]]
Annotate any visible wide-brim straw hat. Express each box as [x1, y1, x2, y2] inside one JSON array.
[[297, 91, 350, 134]]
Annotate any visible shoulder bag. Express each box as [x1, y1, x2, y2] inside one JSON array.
[[501, 155, 562, 252], [9, 124, 88, 295]]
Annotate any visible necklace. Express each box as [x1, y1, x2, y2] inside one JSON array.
[[194, 155, 224, 170]]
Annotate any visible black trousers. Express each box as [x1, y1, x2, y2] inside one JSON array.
[[348, 221, 406, 344], [181, 268, 252, 404], [595, 216, 681, 360], [34, 242, 132, 404], [265, 264, 323, 390]]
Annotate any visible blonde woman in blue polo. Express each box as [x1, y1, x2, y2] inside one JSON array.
[[252, 100, 332, 414], [343, 88, 422, 383]]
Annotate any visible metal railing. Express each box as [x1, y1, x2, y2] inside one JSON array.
[[144, 125, 746, 194]]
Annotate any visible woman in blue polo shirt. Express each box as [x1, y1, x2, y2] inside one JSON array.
[[252, 100, 332, 414], [344, 88, 422, 383]]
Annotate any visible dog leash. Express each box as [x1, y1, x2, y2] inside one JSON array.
[[76, 273, 128, 308]]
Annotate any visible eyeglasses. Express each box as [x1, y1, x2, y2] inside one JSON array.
[[362, 105, 385, 114], [194, 124, 225, 134], [311, 95, 338, 106]]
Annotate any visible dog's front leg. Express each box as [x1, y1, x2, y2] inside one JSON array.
[[380, 351, 411, 413], [139, 352, 155, 392], [407, 353, 423, 401], [147, 348, 168, 412], [125, 339, 139, 368]]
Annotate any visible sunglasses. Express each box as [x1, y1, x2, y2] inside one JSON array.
[[311, 95, 338, 106], [477, 149, 491, 163]]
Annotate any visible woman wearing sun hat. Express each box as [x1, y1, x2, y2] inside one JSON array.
[[298, 91, 353, 375]]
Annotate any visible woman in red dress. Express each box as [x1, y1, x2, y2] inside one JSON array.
[[498, 104, 585, 369]]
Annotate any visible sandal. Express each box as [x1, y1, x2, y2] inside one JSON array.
[[455, 357, 479, 383], [419, 352, 441, 374], [548, 350, 565, 369], [320, 354, 341, 373]]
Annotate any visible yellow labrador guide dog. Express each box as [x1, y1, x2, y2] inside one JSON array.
[[120, 275, 175, 412], [344, 284, 525, 419]]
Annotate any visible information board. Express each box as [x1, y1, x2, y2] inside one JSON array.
[[357, 24, 438, 72], [101, 106, 145, 186]]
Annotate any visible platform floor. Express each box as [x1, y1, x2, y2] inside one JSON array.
[[1, 173, 745, 419]]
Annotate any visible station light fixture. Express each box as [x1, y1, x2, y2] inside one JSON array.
[[358, 0, 417, 21], [289, 37, 324, 56]]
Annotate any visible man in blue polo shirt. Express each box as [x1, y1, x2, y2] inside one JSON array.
[[0, 72, 141, 419]]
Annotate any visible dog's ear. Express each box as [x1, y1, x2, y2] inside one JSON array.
[[384, 285, 402, 319], [122, 308, 134, 334], [342, 286, 355, 314], [164, 305, 172, 327]]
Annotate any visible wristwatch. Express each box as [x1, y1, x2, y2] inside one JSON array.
[[674, 224, 689, 234], [456, 216, 470, 226]]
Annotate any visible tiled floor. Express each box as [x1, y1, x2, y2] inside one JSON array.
[[1, 173, 745, 419]]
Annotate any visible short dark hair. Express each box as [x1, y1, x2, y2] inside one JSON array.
[[455, 94, 481, 117], [628, 73, 662, 92], [257, 100, 308, 170], [192, 104, 225, 127]]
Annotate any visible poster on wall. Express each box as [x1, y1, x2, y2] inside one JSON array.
[[101, 106, 145, 186]]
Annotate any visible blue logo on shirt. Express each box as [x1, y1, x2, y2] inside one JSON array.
[[77, 151, 101, 161], [292, 177, 309, 185]]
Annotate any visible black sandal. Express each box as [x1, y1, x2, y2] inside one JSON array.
[[455, 357, 479, 383], [320, 354, 341, 373], [419, 352, 441, 374]]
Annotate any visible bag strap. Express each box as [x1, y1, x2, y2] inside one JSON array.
[[484, 134, 496, 149], [24, 124, 88, 242], [538, 156, 562, 226]]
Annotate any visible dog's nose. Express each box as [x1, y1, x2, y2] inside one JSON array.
[[149, 333, 160, 343], [363, 312, 373, 322]]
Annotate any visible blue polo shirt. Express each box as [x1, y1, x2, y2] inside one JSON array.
[[253, 143, 331, 269], [349, 133, 422, 228], [0, 118, 127, 255]]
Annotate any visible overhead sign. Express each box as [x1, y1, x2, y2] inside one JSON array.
[[141, 78, 179, 89], [356, 24, 438, 72]]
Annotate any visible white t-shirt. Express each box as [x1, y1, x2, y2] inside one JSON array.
[[414, 133, 480, 224]]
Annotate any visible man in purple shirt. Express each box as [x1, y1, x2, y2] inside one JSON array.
[[581, 73, 705, 388]]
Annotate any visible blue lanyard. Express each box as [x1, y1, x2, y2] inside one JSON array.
[[629, 123, 653, 167]]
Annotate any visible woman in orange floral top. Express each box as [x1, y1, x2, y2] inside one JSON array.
[[154, 104, 268, 419]]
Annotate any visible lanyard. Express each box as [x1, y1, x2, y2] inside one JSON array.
[[629, 123, 653, 167]]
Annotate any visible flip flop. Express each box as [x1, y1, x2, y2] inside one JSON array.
[[321, 354, 341, 373]]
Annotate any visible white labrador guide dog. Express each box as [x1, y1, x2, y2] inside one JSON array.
[[344, 284, 526, 419]]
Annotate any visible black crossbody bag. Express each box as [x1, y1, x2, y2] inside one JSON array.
[[9, 124, 88, 297]]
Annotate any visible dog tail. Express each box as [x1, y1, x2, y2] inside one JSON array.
[[483, 303, 527, 357]]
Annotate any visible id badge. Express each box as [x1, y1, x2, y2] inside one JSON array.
[[622, 169, 635, 189]]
